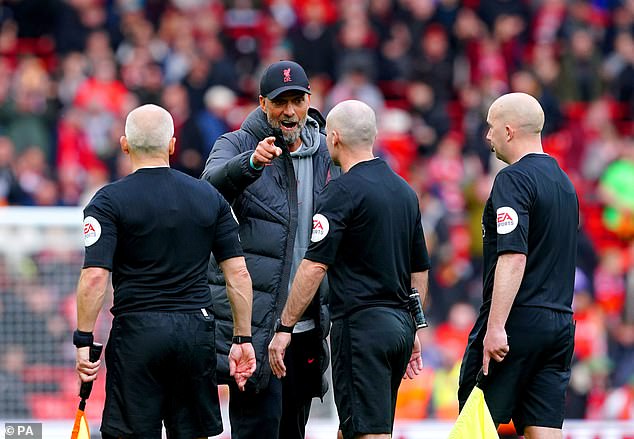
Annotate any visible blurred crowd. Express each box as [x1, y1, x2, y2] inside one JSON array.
[[0, 0, 633, 424]]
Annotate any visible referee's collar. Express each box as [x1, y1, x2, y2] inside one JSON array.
[[136, 165, 170, 170]]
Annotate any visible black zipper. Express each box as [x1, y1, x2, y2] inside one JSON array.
[[276, 147, 298, 316]]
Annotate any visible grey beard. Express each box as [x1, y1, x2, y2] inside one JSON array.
[[281, 129, 301, 145], [268, 116, 307, 146]]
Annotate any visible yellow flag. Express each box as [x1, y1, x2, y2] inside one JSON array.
[[448, 386, 498, 439], [70, 409, 91, 439]]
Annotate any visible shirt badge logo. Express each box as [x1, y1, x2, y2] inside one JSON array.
[[311, 213, 329, 242], [496, 206, 519, 234], [83, 216, 102, 247]]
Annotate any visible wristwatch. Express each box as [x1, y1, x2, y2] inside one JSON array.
[[274, 318, 294, 333]]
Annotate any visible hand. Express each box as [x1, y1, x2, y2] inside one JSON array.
[[403, 333, 424, 379], [229, 343, 256, 391], [252, 137, 282, 168], [268, 332, 291, 379], [482, 326, 509, 376], [76, 346, 101, 383]]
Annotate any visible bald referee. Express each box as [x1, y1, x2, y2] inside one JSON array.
[[74, 104, 256, 439], [269, 100, 431, 439], [458, 93, 579, 439]]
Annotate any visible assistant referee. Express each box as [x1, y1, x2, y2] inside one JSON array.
[[74, 104, 256, 439], [269, 100, 431, 439], [458, 93, 579, 439]]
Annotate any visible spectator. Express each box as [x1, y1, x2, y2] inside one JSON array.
[[598, 140, 634, 239], [406, 80, 451, 156], [160, 83, 205, 177], [325, 62, 385, 115], [510, 69, 563, 136], [196, 85, 236, 158], [56, 52, 89, 107], [0, 58, 55, 159], [377, 21, 412, 81], [74, 57, 127, 115], [0, 136, 26, 205], [332, 5, 379, 81], [594, 248, 627, 320], [288, 1, 334, 78], [607, 31, 634, 119], [608, 320, 634, 388], [558, 28, 604, 103], [14, 146, 51, 205], [410, 24, 454, 101]]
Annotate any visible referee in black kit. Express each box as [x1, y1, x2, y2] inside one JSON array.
[[74, 104, 256, 439], [458, 93, 578, 439], [269, 100, 431, 439]]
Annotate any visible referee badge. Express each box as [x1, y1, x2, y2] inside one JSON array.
[[311, 214, 329, 242], [496, 207, 518, 234], [83, 216, 102, 247]]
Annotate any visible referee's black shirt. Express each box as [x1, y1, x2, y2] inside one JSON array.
[[304, 158, 430, 320], [82, 167, 243, 316], [482, 153, 578, 313]]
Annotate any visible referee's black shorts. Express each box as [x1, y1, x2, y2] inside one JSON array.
[[458, 307, 575, 436], [101, 310, 222, 439], [331, 306, 415, 439]]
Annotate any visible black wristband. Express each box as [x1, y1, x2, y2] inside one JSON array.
[[274, 318, 294, 333], [73, 329, 94, 348], [232, 335, 253, 344]]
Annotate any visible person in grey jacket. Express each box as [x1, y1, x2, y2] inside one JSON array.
[[201, 60, 336, 439]]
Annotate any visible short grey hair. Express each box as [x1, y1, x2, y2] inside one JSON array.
[[124, 104, 174, 154], [326, 100, 377, 148]]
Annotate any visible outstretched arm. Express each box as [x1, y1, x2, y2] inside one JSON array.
[[201, 134, 263, 203]]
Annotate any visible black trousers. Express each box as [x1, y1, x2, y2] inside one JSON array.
[[228, 329, 321, 439]]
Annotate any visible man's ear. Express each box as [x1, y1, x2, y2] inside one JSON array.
[[259, 95, 266, 112], [169, 137, 176, 156], [120, 136, 130, 155], [505, 125, 514, 141], [332, 130, 340, 149]]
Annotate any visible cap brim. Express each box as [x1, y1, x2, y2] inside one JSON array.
[[265, 86, 311, 99]]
